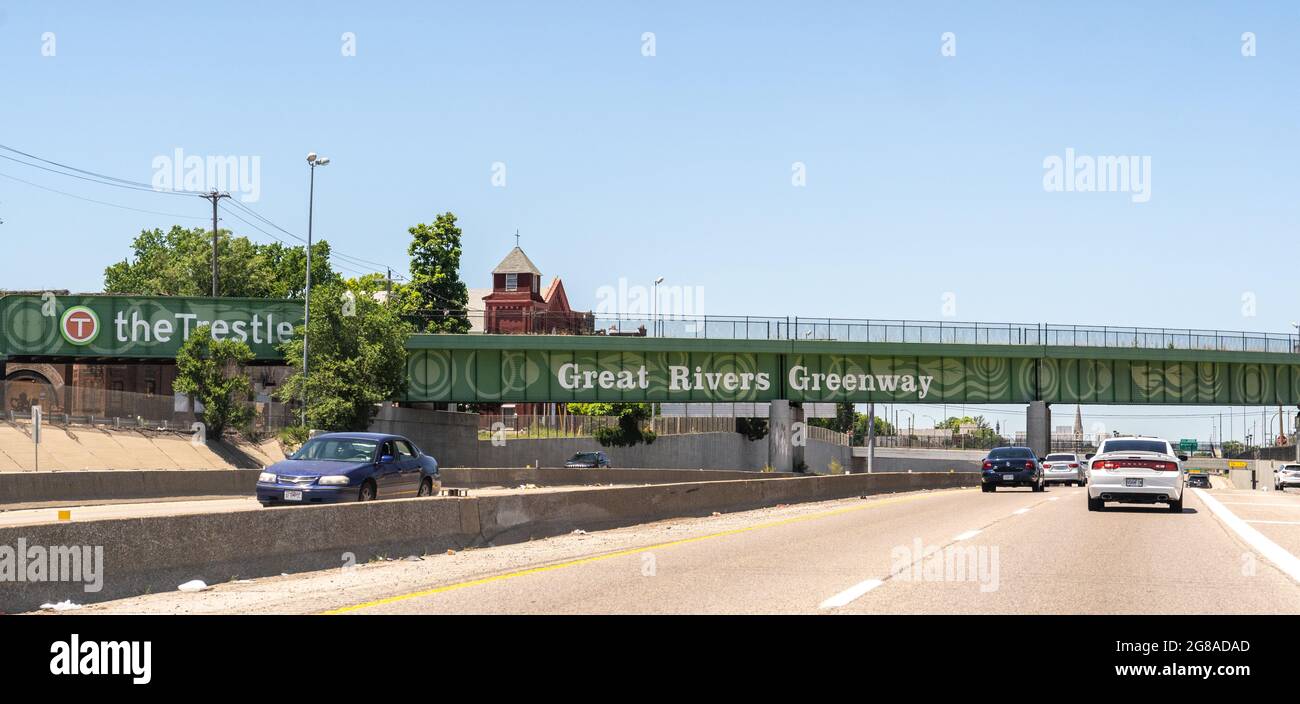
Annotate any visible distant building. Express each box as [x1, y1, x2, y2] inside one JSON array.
[[479, 246, 593, 335]]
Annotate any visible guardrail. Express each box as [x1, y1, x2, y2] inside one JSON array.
[[432, 310, 1300, 353]]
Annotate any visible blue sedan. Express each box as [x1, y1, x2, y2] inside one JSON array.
[[256, 432, 441, 506]]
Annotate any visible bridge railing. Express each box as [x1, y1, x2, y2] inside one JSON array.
[[577, 315, 1300, 353]]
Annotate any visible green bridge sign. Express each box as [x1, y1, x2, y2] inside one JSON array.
[[404, 335, 1300, 406], [0, 294, 302, 361]]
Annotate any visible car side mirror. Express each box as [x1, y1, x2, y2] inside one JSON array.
[[379, 454, 395, 464], [1178, 454, 1189, 462], [1085, 453, 1095, 460]]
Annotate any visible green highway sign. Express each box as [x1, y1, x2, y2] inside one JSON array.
[[0, 294, 301, 361], [1179, 439, 1199, 452]]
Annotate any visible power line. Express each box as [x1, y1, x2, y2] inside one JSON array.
[[0, 170, 206, 219], [0, 149, 197, 197], [0, 143, 414, 279]]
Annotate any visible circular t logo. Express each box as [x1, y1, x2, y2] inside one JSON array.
[[60, 306, 99, 346]]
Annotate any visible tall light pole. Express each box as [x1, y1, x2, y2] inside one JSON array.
[[898, 409, 914, 446], [652, 276, 664, 336], [302, 152, 330, 426]]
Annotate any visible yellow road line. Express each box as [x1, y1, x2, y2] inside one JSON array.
[[322, 488, 959, 614]]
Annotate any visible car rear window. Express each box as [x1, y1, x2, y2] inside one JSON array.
[[1099, 440, 1169, 454], [572, 453, 600, 460], [1045, 454, 1075, 461], [988, 448, 1034, 459]]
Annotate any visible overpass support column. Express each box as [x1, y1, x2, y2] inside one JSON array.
[[1027, 401, 1051, 457], [790, 402, 805, 473], [769, 400, 793, 473]]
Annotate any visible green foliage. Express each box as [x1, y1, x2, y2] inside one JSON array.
[[104, 225, 339, 297], [592, 404, 657, 447], [566, 402, 636, 417], [173, 325, 254, 439], [278, 425, 309, 450], [850, 413, 895, 445], [936, 415, 992, 430], [406, 213, 471, 333], [277, 279, 412, 431], [735, 417, 768, 441]]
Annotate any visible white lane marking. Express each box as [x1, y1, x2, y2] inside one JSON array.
[[1246, 520, 1300, 526], [1219, 502, 1300, 508], [1193, 489, 1300, 585], [1048, 497, 1060, 501], [954, 529, 981, 541], [1012, 508, 1031, 515], [819, 579, 884, 610]]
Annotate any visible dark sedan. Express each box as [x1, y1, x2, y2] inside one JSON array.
[[981, 446, 1045, 492], [256, 432, 440, 506], [564, 451, 611, 468]]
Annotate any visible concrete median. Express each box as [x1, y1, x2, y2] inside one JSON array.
[[0, 471, 976, 613], [0, 467, 795, 508]]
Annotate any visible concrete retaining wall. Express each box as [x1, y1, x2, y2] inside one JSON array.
[[0, 471, 976, 612], [367, 406, 852, 471], [0, 469, 263, 507]]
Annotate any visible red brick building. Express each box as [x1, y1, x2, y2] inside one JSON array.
[[480, 246, 593, 335]]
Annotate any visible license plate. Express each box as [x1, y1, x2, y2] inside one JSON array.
[[1003, 474, 1014, 481], [283, 490, 303, 501], [1125, 478, 1142, 488]]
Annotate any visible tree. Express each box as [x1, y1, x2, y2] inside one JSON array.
[[735, 417, 768, 441], [593, 405, 657, 448], [851, 413, 895, 445], [174, 325, 254, 439], [809, 402, 856, 433], [406, 213, 471, 333], [277, 279, 411, 431], [104, 225, 338, 298]]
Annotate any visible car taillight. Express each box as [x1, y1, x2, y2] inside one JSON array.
[[1042, 463, 1052, 468], [1068, 463, 1079, 468], [982, 460, 993, 470], [1023, 460, 1035, 468], [1095, 459, 1178, 471]]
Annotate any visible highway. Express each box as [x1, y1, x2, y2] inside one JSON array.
[[68, 481, 1300, 615]]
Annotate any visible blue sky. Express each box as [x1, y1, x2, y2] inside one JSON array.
[[1, 2, 1297, 440]]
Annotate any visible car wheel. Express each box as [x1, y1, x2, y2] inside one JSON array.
[[358, 481, 377, 502], [1168, 497, 1183, 513], [418, 478, 435, 497], [1033, 480, 1044, 492], [987, 485, 996, 493], [1087, 496, 1103, 511]]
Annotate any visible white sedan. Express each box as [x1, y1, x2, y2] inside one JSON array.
[[1086, 437, 1186, 513]]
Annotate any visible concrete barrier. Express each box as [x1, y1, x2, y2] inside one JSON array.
[[440, 467, 798, 488], [0, 471, 977, 612], [0, 469, 263, 508], [0, 467, 797, 508]]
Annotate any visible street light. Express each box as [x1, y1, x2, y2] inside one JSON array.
[[302, 152, 330, 426], [652, 276, 664, 336]]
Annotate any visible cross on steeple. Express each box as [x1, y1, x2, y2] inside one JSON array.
[[514, 229, 520, 248]]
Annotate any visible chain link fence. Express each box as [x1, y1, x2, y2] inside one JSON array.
[[1, 380, 293, 436]]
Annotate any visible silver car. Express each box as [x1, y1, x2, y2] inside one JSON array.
[[1042, 453, 1086, 486]]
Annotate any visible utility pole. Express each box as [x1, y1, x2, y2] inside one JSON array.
[[386, 267, 393, 305], [200, 191, 231, 296]]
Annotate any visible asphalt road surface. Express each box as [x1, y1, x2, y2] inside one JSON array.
[[66, 481, 1300, 615]]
